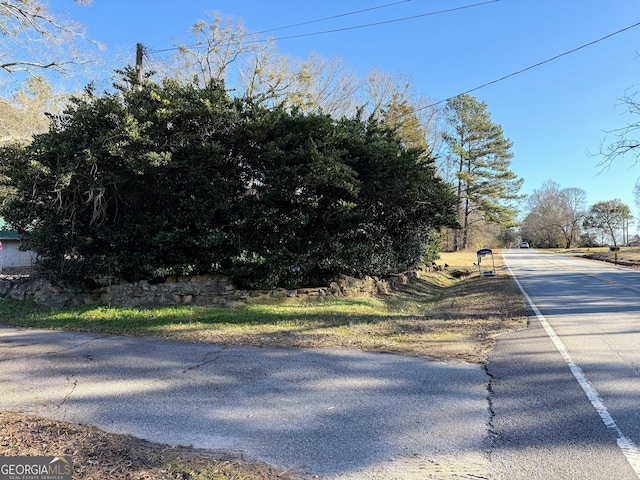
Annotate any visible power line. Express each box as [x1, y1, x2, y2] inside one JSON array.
[[420, 20, 640, 111], [250, 0, 499, 44], [145, 2, 640, 121], [150, 0, 499, 54], [253, 0, 417, 35], [150, 0, 421, 53]]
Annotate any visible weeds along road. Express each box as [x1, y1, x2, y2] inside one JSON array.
[[488, 249, 640, 480]]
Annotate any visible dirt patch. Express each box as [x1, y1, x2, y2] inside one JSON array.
[[0, 412, 302, 479]]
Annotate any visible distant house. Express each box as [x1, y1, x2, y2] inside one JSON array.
[[0, 230, 35, 269]]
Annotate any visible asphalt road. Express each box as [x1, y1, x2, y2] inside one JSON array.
[[488, 249, 640, 479], [0, 327, 490, 479]]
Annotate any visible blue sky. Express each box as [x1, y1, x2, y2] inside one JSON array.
[[63, 0, 640, 224]]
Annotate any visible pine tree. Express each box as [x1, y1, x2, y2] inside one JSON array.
[[443, 94, 523, 250]]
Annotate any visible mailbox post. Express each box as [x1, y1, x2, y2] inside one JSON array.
[[476, 248, 496, 276], [610, 246, 620, 265]]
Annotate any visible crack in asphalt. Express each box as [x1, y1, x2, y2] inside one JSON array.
[[483, 363, 500, 457], [182, 346, 228, 373], [608, 340, 640, 375], [582, 322, 640, 376], [56, 376, 79, 422]]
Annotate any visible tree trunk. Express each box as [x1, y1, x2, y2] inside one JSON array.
[[453, 155, 464, 252], [462, 197, 470, 250]]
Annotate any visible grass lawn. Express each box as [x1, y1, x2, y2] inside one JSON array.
[[0, 250, 527, 479], [0, 251, 526, 363]]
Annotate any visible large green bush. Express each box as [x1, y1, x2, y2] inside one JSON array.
[[0, 70, 458, 288]]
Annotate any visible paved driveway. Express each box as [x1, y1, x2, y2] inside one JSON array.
[[0, 326, 489, 479]]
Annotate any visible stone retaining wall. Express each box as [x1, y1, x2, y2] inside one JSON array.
[[0, 271, 418, 307]]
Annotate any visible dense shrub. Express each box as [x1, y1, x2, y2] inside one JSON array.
[[0, 70, 458, 288]]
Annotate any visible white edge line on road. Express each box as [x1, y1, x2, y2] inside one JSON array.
[[503, 252, 640, 478]]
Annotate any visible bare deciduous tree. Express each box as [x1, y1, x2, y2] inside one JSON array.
[[167, 12, 260, 86], [292, 54, 360, 117], [0, 0, 95, 77], [364, 69, 444, 164], [600, 87, 640, 168], [164, 13, 364, 117], [239, 41, 297, 105], [364, 68, 413, 117], [583, 199, 632, 247], [560, 187, 588, 248], [0, 75, 63, 145], [521, 181, 588, 248]]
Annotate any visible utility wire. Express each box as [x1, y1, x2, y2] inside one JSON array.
[[253, 0, 417, 35], [146, 1, 639, 121], [420, 20, 640, 111], [150, 0, 499, 54], [249, 0, 499, 44], [150, 0, 422, 53]]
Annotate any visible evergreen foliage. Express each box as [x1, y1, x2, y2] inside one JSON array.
[[443, 94, 523, 251], [0, 70, 458, 288]]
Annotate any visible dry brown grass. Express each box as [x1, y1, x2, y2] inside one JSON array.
[[0, 412, 301, 480], [551, 246, 640, 268]]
